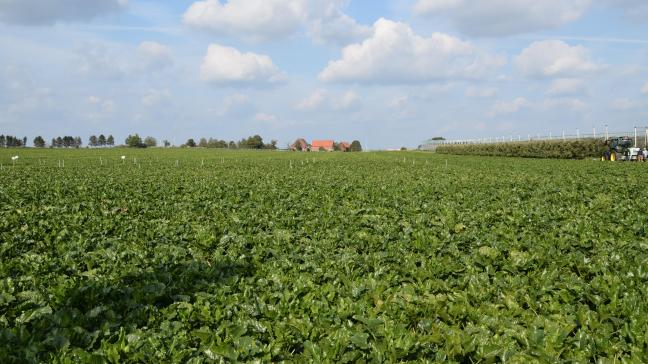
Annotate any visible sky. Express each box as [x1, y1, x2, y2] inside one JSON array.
[[0, 0, 647, 149]]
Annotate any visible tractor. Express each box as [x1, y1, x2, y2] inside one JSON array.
[[604, 136, 638, 161]]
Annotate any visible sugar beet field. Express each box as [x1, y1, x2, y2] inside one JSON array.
[[1, 148, 648, 363]]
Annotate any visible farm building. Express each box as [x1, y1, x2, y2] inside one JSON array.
[[311, 140, 335, 152], [338, 141, 351, 152]]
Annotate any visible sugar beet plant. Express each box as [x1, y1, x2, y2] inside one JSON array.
[[436, 139, 608, 159], [1, 149, 647, 362]]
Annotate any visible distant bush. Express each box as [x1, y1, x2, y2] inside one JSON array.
[[436, 139, 607, 159]]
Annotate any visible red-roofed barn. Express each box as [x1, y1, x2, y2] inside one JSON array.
[[311, 140, 335, 152]]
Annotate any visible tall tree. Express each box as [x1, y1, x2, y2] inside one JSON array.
[[350, 140, 363, 152], [22, 137, 27, 147], [163, 140, 171, 148], [74, 137, 82, 148], [144, 136, 157, 147], [198, 138, 208, 148], [107, 135, 115, 147], [125, 134, 143, 148], [185, 138, 196, 148], [98, 134, 106, 147], [56, 137, 63, 148], [33, 136, 46, 148], [0, 135, 5, 148], [89, 135, 98, 147]]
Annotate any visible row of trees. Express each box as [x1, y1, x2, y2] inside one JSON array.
[[50, 136, 83, 148], [88, 135, 115, 147], [183, 135, 277, 150], [0, 135, 27, 148]]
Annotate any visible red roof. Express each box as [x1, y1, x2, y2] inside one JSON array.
[[311, 140, 334, 149]]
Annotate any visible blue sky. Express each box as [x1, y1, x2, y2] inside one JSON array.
[[1, 0, 647, 149]]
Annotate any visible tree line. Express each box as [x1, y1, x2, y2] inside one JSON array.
[[0, 135, 28, 148], [88, 135, 115, 147]]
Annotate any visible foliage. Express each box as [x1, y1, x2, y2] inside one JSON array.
[[0, 149, 647, 362], [350, 140, 363, 152], [1, 135, 28, 148], [144, 137, 157, 148], [125, 134, 146, 148], [50, 136, 82, 148], [185, 139, 197, 148], [436, 139, 608, 159], [32, 136, 46, 148]]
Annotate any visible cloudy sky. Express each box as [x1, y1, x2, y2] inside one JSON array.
[[1, 0, 647, 149]]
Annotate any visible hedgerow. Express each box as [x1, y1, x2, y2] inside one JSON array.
[[436, 139, 607, 159]]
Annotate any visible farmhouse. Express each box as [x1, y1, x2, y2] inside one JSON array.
[[338, 141, 351, 152], [311, 140, 335, 152]]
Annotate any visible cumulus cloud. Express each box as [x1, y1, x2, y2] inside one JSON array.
[[489, 96, 586, 117], [296, 89, 359, 111], [413, 0, 590, 36], [515, 40, 601, 78], [137, 42, 173, 71], [308, 13, 371, 46], [642, 82, 648, 94], [200, 44, 284, 85], [0, 0, 127, 25], [183, 0, 367, 45], [318, 18, 505, 84]]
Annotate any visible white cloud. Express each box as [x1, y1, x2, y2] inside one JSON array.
[[254, 112, 277, 122], [413, 0, 591, 36], [308, 13, 371, 46], [200, 44, 284, 85], [465, 86, 497, 98], [547, 78, 586, 96], [515, 40, 600, 78], [296, 89, 328, 110], [137, 41, 173, 70], [0, 0, 127, 25], [642, 82, 648, 94], [296, 89, 360, 111], [319, 18, 505, 84], [183, 0, 365, 45], [488, 97, 529, 117]]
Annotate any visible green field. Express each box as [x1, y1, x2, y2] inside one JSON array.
[[1, 148, 647, 363]]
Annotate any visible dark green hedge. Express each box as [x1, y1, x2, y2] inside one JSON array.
[[436, 139, 607, 159]]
